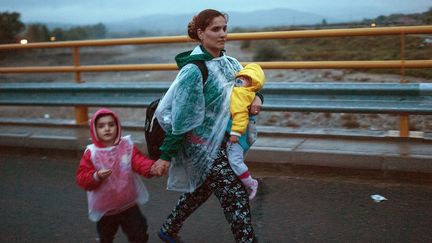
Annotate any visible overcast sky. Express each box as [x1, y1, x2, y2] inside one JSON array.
[[1, 0, 431, 24]]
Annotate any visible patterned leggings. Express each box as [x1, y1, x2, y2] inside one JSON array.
[[161, 149, 256, 242]]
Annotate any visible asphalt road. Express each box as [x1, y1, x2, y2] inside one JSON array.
[[1, 148, 432, 243]]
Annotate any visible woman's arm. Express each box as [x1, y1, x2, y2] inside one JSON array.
[[152, 64, 205, 176], [159, 130, 186, 161], [256, 92, 264, 104], [150, 129, 186, 176]]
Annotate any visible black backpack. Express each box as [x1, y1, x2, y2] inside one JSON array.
[[144, 60, 208, 160]]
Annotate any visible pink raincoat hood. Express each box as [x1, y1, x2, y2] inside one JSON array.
[[89, 108, 122, 148]]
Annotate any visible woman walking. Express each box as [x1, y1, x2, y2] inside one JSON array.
[[152, 9, 262, 243]]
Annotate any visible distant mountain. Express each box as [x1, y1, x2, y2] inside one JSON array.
[[106, 8, 340, 34], [227, 9, 337, 28], [107, 13, 191, 34]]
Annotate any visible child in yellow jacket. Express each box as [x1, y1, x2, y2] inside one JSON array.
[[227, 63, 266, 200]]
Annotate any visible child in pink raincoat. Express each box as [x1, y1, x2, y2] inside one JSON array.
[[76, 108, 156, 243]]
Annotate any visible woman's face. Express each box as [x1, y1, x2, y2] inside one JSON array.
[[198, 15, 227, 57]]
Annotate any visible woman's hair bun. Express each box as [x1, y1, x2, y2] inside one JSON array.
[[187, 9, 227, 41]]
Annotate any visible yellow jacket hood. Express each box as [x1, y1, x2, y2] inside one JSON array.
[[235, 63, 265, 92]]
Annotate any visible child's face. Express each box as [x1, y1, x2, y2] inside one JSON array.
[[235, 76, 252, 87], [95, 115, 118, 146]]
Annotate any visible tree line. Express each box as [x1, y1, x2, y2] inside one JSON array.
[[362, 7, 432, 25], [0, 11, 107, 44]]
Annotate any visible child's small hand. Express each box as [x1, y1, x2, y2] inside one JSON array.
[[229, 135, 239, 143], [97, 169, 112, 180]]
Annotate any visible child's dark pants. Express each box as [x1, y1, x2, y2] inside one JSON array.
[[97, 204, 149, 243]]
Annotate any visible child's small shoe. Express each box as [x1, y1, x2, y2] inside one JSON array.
[[158, 229, 184, 243], [248, 179, 258, 200]]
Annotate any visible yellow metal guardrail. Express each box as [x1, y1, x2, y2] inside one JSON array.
[[1, 25, 432, 136], [2, 60, 432, 73], [1, 25, 432, 49]]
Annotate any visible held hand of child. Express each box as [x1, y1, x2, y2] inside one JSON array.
[[151, 159, 170, 176], [229, 135, 239, 143], [97, 169, 112, 180]]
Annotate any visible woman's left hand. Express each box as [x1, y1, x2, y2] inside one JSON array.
[[249, 95, 263, 115], [151, 159, 170, 176]]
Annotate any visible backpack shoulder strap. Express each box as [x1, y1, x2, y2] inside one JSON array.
[[190, 60, 208, 84]]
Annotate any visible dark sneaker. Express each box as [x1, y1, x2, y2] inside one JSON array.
[[158, 230, 184, 243]]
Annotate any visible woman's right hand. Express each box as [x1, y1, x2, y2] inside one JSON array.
[[151, 159, 170, 176], [249, 95, 263, 115]]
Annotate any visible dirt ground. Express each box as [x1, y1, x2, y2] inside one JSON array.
[[1, 42, 431, 133]]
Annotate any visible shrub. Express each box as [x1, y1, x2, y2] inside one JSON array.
[[253, 41, 285, 61]]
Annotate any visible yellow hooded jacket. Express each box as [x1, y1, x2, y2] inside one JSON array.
[[230, 63, 266, 136]]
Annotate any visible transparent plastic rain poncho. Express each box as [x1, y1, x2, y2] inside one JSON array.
[[86, 136, 149, 222], [155, 46, 242, 192]]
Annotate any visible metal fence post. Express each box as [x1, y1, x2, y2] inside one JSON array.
[[399, 32, 409, 137], [73, 46, 88, 124]]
